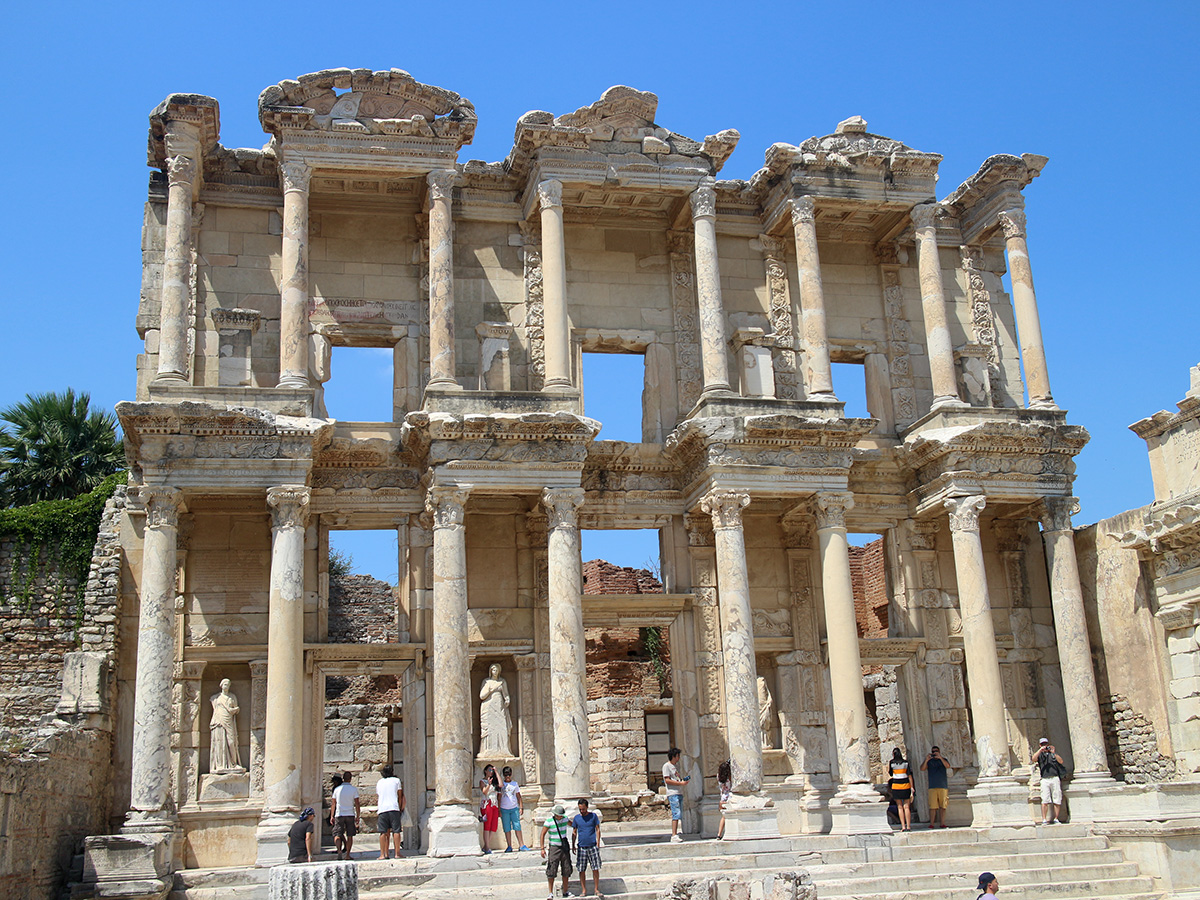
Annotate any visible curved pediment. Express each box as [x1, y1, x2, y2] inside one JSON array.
[[258, 68, 476, 147]]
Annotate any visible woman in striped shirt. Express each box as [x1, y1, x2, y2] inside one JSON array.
[[888, 748, 913, 832]]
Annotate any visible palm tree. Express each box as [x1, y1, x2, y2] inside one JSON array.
[[0, 389, 125, 507]]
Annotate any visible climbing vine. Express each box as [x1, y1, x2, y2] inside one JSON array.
[[0, 472, 123, 610], [640, 625, 668, 695]]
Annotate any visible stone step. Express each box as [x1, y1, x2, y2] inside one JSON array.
[[815, 865, 1150, 897]]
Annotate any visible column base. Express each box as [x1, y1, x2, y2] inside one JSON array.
[[1029, 397, 1059, 410], [426, 804, 485, 857], [81, 831, 173, 900], [721, 793, 780, 840], [931, 396, 970, 410], [967, 775, 1034, 827], [829, 784, 889, 835], [276, 376, 312, 390], [1062, 771, 1121, 824], [254, 811, 296, 867]]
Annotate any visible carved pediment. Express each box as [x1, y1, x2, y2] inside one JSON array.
[[258, 68, 476, 147]]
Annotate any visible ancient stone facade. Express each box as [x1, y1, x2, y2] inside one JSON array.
[[78, 69, 1200, 893]]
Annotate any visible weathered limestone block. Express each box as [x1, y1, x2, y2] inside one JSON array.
[[660, 871, 816, 900]]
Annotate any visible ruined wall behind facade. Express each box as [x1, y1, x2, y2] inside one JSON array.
[[328, 574, 397, 644]]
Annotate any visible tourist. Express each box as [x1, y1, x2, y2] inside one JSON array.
[[1033, 738, 1066, 824], [716, 759, 731, 840], [976, 871, 1000, 896], [375, 765, 405, 860], [331, 770, 360, 860], [328, 775, 342, 856], [479, 763, 501, 853], [662, 747, 689, 842], [570, 798, 602, 898], [539, 803, 575, 900], [887, 748, 913, 831], [499, 765, 528, 851], [287, 807, 315, 864], [920, 745, 951, 828]]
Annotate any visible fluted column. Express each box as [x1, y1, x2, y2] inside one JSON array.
[[1041, 498, 1111, 779], [813, 492, 871, 787], [126, 486, 183, 827], [790, 198, 835, 398], [998, 207, 1055, 409], [944, 495, 1011, 776], [911, 204, 964, 408], [690, 178, 732, 397], [700, 490, 761, 792], [154, 156, 197, 384], [539, 180, 572, 391], [543, 487, 589, 799], [278, 161, 312, 389], [262, 486, 310, 813], [427, 169, 459, 389]]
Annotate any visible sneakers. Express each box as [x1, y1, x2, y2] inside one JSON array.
[[670, 834, 683, 843], [520, 844, 530, 851], [504, 847, 513, 853]]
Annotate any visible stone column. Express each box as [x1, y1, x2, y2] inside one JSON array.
[[690, 178, 733, 397], [543, 488, 590, 800], [538, 180, 572, 391], [155, 156, 197, 384], [998, 207, 1055, 409], [425, 485, 480, 856], [699, 491, 759, 792], [427, 169, 459, 389], [790, 198, 835, 398], [1040, 498, 1111, 780], [911, 204, 964, 408], [254, 486, 309, 864], [126, 486, 183, 829], [278, 161, 312, 389], [944, 495, 1011, 776]]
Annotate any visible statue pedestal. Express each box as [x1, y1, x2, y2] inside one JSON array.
[[199, 772, 249, 802], [82, 830, 173, 900], [426, 805, 485, 858]]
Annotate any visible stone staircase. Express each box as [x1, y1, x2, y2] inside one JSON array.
[[171, 824, 1165, 900]]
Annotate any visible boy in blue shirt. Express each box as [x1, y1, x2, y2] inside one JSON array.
[[570, 798, 603, 898]]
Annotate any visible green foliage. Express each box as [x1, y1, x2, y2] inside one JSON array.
[[0, 472, 123, 610], [328, 548, 354, 581], [640, 625, 668, 694], [0, 389, 125, 508]]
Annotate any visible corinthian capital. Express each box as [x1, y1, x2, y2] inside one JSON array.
[[1039, 496, 1080, 534], [944, 495, 987, 534], [813, 491, 854, 530], [140, 486, 183, 529], [700, 490, 750, 530], [689, 178, 717, 220], [910, 202, 939, 233], [279, 160, 312, 194], [789, 196, 816, 229], [166, 155, 197, 188], [542, 487, 584, 530], [998, 208, 1027, 240], [428, 168, 457, 203], [537, 179, 563, 211], [267, 485, 311, 530], [426, 485, 471, 529]]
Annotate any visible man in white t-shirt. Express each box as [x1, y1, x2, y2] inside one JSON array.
[[331, 770, 361, 860], [662, 747, 689, 842], [499, 765, 528, 851], [375, 765, 405, 860]]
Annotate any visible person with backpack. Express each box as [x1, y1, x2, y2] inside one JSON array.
[[539, 804, 575, 900]]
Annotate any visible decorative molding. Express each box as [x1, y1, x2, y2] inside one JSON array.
[[813, 491, 854, 530], [910, 202, 938, 231], [789, 197, 816, 228], [427, 168, 457, 202], [167, 155, 198, 187], [141, 486, 183, 529], [279, 160, 312, 194]]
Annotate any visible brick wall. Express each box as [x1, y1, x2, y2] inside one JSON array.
[[849, 538, 888, 639], [328, 574, 396, 644]]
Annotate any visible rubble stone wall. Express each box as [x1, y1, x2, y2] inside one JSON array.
[[587, 694, 672, 798]]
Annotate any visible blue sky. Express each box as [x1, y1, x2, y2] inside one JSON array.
[[2, 2, 1196, 581]]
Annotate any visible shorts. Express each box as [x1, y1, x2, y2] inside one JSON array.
[[927, 788, 949, 810], [1040, 775, 1063, 805], [378, 809, 402, 832], [576, 845, 602, 871], [546, 843, 573, 878], [332, 815, 357, 839], [667, 793, 682, 820], [500, 806, 521, 832]]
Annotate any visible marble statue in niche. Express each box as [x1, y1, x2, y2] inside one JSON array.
[[758, 675, 776, 749], [208, 678, 244, 773], [479, 663, 513, 757]]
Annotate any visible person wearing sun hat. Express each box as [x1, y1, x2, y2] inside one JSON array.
[[287, 807, 316, 863], [539, 803, 575, 899], [976, 871, 999, 896]]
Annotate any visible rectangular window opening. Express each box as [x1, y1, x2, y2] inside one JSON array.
[[322, 345, 395, 423], [831, 360, 871, 420], [582, 352, 647, 443], [645, 711, 674, 791]]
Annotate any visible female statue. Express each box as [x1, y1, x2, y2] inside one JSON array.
[[478, 663, 513, 757], [209, 678, 243, 773], [757, 675, 775, 750]]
